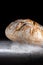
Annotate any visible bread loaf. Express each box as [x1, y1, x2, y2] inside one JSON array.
[[5, 19, 43, 45]]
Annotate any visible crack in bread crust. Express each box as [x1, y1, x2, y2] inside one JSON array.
[[15, 22, 26, 31]]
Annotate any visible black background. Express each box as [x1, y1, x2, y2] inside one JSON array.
[[0, 3, 43, 64]]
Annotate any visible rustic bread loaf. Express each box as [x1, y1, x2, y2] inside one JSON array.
[[5, 19, 43, 45]]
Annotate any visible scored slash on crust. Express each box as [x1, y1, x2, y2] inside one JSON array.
[[16, 22, 26, 31]]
